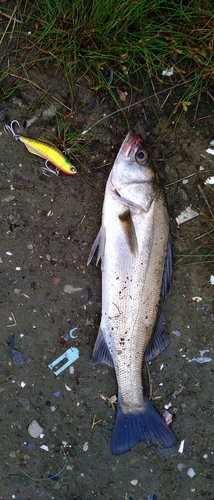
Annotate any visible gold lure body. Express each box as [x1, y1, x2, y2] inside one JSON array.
[[4, 120, 77, 176]]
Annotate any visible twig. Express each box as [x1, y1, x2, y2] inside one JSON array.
[[145, 361, 153, 399], [0, 5, 19, 47], [195, 228, 214, 240], [4, 311, 17, 328], [197, 183, 214, 219], [165, 170, 211, 188], [91, 415, 102, 429], [7, 72, 72, 112]]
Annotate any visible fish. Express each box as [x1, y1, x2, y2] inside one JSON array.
[[4, 120, 77, 176], [87, 130, 177, 455]]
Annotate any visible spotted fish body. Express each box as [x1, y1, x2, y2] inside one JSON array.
[[88, 130, 177, 455]]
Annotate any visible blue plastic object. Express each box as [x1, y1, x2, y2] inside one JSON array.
[[48, 347, 79, 376]]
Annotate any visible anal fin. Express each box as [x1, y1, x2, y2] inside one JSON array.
[[92, 327, 114, 367], [145, 312, 169, 362]]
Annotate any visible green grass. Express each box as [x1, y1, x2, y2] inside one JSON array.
[[0, 0, 213, 106]]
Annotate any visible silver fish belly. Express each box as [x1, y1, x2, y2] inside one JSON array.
[[88, 130, 177, 455]]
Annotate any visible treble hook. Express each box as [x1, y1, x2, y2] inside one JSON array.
[[41, 160, 60, 177], [4, 120, 20, 140]]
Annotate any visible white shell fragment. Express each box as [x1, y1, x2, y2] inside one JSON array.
[[204, 176, 214, 185], [187, 467, 196, 478], [178, 439, 185, 454], [206, 148, 214, 155], [130, 479, 138, 486], [40, 444, 49, 452], [192, 296, 202, 302], [176, 206, 199, 226], [210, 275, 214, 285], [28, 420, 44, 438]]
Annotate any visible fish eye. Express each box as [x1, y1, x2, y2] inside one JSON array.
[[70, 165, 77, 173], [135, 148, 149, 165]]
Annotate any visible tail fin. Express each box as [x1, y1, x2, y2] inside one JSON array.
[[110, 397, 177, 455]]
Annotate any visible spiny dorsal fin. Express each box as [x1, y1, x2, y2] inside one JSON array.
[[118, 209, 138, 256]]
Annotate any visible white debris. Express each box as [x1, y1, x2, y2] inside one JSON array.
[[199, 165, 205, 170], [206, 148, 214, 155], [199, 349, 210, 356], [65, 384, 72, 391], [204, 176, 214, 185], [64, 284, 83, 294], [172, 330, 181, 337], [28, 420, 44, 438], [210, 275, 214, 285], [192, 296, 202, 302], [40, 444, 49, 452], [187, 467, 196, 478], [188, 357, 212, 364], [178, 439, 185, 454], [162, 67, 174, 76], [130, 479, 138, 486], [176, 206, 199, 226], [82, 441, 88, 452], [182, 179, 189, 184], [164, 402, 172, 410], [20, 381, 26, 388]]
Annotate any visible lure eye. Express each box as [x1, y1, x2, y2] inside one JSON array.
[[70, 165, 77, 174], [135, 148, 149, 165]]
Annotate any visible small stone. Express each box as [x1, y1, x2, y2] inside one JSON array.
[[187, 467, 196, 478], [130, 479, 138, 486], [28, 419, 44, 438], [83, 441, 88, 452], [19, 398, 30, 411]]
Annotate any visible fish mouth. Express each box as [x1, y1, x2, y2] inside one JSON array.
[[119, 130, 144, 158]]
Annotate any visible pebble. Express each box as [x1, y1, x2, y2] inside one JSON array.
[[11, 349, 24, 365], [19, 397, 30, 410], [28, 419, 44, 438], [83, 441, 88, 452], [130, 479, 138, 486], [187, 467, 196, 478]]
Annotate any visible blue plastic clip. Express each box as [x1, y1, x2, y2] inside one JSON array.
[[48, 347, 79, 376]]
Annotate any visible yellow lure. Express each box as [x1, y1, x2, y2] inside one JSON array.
[[4, 120, 77, 177]]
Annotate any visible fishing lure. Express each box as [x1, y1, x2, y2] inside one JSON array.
[[4, 120, 77, 177]]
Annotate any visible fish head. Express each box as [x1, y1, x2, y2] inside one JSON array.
[[111, 130, 159, 189]]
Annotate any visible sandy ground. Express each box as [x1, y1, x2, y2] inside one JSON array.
[[0, 44, 214, 500]]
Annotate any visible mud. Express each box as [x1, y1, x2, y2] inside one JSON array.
[[0, 43, 214, 500]]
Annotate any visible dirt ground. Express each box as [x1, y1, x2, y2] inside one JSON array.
[[0, 48, 214, 500]]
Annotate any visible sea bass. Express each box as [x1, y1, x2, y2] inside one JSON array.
[[88, 130, 177, 455]]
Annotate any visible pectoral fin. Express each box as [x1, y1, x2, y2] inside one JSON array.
[[119, 209, 138, 256], [87, 226, 106, 266]]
